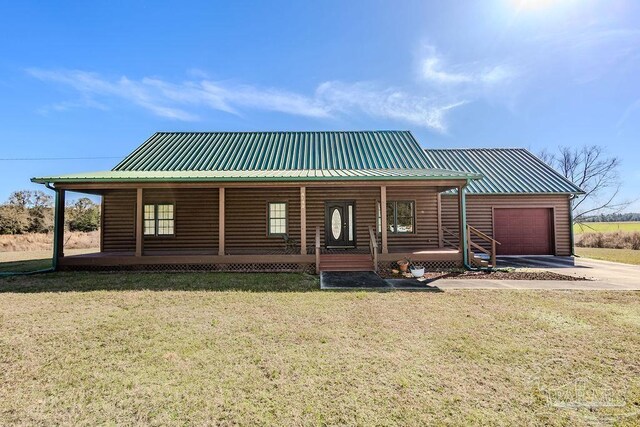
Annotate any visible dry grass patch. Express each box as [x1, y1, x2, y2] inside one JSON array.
[[0, 231, 99, 252], [0, 273, 638, 425], [576, 231, 640, 250]]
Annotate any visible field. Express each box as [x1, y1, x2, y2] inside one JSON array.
[[0, 231, 99, 252], [574, 221, 640, 234], [575, 247, 640, 265], [0, 271, 639, 425]]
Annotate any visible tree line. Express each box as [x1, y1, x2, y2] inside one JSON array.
[[582, 212, 640, 222], [0, 190, 100, 235]]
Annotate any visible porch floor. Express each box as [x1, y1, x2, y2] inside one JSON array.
[[62, 247, 459, 259]]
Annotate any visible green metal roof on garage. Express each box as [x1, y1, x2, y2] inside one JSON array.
[[423, 148, 584, 194]]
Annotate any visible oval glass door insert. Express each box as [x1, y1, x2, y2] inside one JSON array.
[[331, 208, 342, 240]]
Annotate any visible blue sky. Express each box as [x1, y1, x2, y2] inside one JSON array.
[[1, 0, 639, 209]]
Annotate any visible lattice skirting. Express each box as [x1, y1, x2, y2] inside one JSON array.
[[60, 263, 316, 273], [377, 260, 462, 275]]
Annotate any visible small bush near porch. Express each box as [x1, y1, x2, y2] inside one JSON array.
[[0, 273, 638, 425]]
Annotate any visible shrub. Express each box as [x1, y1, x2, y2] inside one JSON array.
[[0, 205, 29, 234], [576, 231, 640, 250]]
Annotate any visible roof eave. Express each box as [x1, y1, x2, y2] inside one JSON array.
[[31, 175, 482, 185]]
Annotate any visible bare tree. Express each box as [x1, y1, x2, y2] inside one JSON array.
[[539, 145, 630, 223]]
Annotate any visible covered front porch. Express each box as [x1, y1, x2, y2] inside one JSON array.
[[50, 178, 477, 272]]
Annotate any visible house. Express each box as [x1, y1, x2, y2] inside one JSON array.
[[31, 131, 583, 273]]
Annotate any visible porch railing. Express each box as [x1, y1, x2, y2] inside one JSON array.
[[466, 225, 501, 268], [441, 225, 501, 268], [368, 225, 378, 273], [315, 226, 321, 274], [441, 226, 459, 249]]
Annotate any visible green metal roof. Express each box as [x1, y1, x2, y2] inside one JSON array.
[[423, 148, 584, 194], [31, 168, 481, 184], [113, 131, 432, 171], [33, 131, 482, 184]]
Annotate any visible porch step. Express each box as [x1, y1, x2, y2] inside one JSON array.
[[470, 253, 490, 268], [319, 254, 374, 272]]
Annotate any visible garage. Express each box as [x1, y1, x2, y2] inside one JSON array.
[[493, 208, 554, 255]]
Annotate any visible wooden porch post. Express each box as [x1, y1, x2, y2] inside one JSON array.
[[380, 185, 388, 254], [300, 186, 307, 255], [135, 188, 143, 257], [54, 189, 65, 259], [218, 187, 225, 256]]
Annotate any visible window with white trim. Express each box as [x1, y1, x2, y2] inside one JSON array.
[[268, 202, 287, 236], [377, 201, 415, 234], [144, 204, 174, 236]]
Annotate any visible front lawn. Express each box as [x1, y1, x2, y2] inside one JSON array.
[[576, 247, 640, 265], [0, 272, 638, 425]]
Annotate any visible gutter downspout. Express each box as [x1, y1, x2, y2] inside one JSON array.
[[0, 183, 58, 276], [460, 182, 474, 270], [46, 182, 60, 272], [569, 194, 577, 256]]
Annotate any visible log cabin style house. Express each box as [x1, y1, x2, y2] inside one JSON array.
[[32, 131, 584, 273]]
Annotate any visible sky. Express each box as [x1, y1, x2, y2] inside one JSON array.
[[0, 0, 639, 210]]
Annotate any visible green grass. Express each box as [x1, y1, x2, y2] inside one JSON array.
[[0, 249, 97, 273], [574, 221, 640, 234], [575, 247, 640, 265], [0, 272, 639, 425]]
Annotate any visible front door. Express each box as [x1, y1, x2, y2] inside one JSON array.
[[325, 201, 356, 248]]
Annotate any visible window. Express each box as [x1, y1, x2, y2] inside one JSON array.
[[377, 201, 415, 234], [144, 204, 174, 236], [268, 202, 287, 236]]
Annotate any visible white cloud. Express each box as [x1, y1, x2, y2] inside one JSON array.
[[316, 81, 466, 132], [27, 68, 468, 132], [418, 45, 517, 87], [421, 57, 473, 84]]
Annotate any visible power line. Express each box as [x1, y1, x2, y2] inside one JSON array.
[[0, 156, 123, 161]]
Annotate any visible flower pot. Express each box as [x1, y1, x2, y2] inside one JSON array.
[[398, 260, 409, 272], [410, 267, 425, 278]]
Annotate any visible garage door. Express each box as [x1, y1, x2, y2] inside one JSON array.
[[494, 208, 554, 255]]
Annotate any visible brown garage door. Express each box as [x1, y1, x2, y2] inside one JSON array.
[[494, 208, 554, 255]]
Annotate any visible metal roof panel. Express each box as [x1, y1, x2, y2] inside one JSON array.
[[423, 148, 584, 194]]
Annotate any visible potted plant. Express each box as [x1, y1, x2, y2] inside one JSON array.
[[410, 264, 425, 278], [397, 257, 410, 273]]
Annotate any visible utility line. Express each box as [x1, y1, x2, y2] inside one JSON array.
[[0, 156, 123, 161]]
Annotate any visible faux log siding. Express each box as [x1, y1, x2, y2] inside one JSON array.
[[225, 188, 301, 250], [143, 189, 218, 253], [305, 186, 440, 249], [306, 187, 378, 249], [441, 194, 573, 256], [102, 190, 136, 252], [387, 187, 439, 249], [441, 195, 461, 248]]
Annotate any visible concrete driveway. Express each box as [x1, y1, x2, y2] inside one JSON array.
[[468, 255, 640, 290]]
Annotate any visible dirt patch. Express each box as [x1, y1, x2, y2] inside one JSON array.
[[383, 270, 588, 281]]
